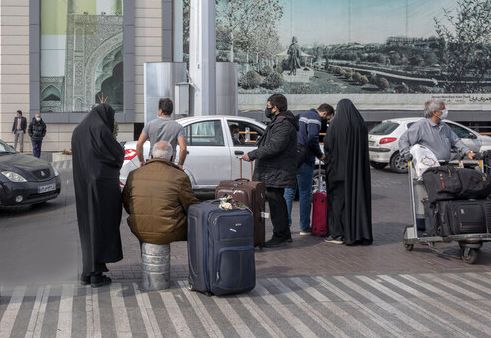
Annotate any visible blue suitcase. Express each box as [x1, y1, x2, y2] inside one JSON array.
[[187, 201, 256, 296]]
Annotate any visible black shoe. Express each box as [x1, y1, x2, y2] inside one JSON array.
[[286, 234, 293, 243], [80, 274, 91, 286], [264, 237, 289, 248], [91, 274, 112, 288]]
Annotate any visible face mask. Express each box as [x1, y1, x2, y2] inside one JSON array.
[[264, 107, 273, 119], [441, 109, 448, 120], [35, 117, 41, 121]]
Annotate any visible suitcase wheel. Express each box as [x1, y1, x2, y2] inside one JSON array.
[[461, 247, 479, 264], [403, 243, 414, 251]]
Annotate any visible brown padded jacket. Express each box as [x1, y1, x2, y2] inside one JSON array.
[[122, 159, 199, 245]]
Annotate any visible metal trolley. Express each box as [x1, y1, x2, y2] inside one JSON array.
[[402, 159, 491, 264]]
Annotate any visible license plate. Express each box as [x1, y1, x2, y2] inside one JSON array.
[[369, 141, 375, 146], [38, 183, 56, 194]]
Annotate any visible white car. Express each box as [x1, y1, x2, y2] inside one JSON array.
[[120, 115, 266, 191], [368, 117, 491, 173]]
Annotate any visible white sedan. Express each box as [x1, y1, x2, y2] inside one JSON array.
[[120, 115, 266, 191], [369, 117, 491, 173]]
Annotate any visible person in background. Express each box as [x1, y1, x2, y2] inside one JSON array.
[[12, 110, 27, 152], [324, 99, 372, 245], [28, 112, 46, 158], [241, 94, 298, 247], [71, 104, 124, 287], [284, 103, 334, 235], [230, 124, 245, 145], [136, 98, 187, 168]]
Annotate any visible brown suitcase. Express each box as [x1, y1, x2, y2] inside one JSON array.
[[215, 159, 266, 248]]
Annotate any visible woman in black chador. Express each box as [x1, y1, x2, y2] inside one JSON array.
[[72, 104, 124, 287], [324, 99, 373, 245]]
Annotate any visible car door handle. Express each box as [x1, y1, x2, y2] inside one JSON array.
[[234, 150, 244, 155]]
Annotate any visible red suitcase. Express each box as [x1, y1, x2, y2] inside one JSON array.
[[311, 164, 328, 237], [215, 159, 266, 247]]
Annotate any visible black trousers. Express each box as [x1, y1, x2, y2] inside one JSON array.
[[266, 187, 291, 240], [328, 182, 345, 238]]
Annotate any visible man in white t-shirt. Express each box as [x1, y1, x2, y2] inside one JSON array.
[[136, 98, 187, 168]]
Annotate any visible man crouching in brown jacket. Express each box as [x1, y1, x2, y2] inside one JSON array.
[[123, 141, 199, 290]]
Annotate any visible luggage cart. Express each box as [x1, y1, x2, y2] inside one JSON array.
[[402, 158, 491, 264]]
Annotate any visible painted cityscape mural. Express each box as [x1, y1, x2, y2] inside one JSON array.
[[208, 0, 491, 108]]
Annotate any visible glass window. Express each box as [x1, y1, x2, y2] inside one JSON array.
[[40, 0, 124, 113], [369, 121, 399, 135], [0, 141, 15, 154], [227, 120, 264, 146], [448, 123, 475, 139], [185, 120, 224, 146]]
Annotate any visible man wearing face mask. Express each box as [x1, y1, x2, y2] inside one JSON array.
[[284, 103, 334, 236], [241, 94, 298, 247], [399, 99, 475, 162], [28, 112, 47, 158], [399, 99, 474, 235]]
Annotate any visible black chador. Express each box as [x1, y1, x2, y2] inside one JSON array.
[[72, 104, 124, 282], [324, 99, 373, 245]]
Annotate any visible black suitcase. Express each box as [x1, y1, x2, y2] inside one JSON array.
[[187, 201, 256, 296], [435, 200, 491, 236]]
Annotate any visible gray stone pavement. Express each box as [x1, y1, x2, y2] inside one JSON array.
[[1, 165, 491, 337]]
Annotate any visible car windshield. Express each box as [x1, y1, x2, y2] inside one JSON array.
[[369, 121, 399, 135], [0, 140, 16, 155]]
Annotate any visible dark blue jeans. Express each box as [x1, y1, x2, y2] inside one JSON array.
[[32, 140, 42, 158], [284, 162, 314, 231]]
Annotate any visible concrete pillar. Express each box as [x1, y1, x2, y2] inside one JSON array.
[[141, 243, 171, 291], [189, 0, 216, 116]]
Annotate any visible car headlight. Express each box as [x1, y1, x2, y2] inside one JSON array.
[[51, 166, 60, 177], [1, 171, 27, 182]]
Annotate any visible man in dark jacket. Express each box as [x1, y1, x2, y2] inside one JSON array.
[[28, 112, 47, 158], [12, 110, 27, 152], [241, 94, 298, 247], [284, 104, 334, 235]]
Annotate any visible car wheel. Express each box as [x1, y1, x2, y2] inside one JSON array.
[[370, 161, 387, 170], [312, 168, 326, 192], [390, 151, 408, 173]]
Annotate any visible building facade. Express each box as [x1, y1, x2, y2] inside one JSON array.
[[1, 0, 174, 151]]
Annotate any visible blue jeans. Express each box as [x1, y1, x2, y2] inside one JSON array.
[[32, 140, 42, 158], [284, 162, 314, 231]]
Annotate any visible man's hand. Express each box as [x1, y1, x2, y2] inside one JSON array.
[[241, 154, 250, 161], [319, 155, 326, 162], [466, 150, 476, 160]]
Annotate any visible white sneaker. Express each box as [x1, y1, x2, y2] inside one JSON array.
[[299, 230, 312, 236]]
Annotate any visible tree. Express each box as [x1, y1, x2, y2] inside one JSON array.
[[434, 0, 491, 92], [216, 0, 283, 63]]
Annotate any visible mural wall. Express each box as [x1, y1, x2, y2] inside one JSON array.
[[40, 0, 124, 113], [209, 0, 491, 109]]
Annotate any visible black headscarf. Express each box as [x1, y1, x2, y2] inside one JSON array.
[[71, 104, 124, 275], [324, 99, 372, 245]]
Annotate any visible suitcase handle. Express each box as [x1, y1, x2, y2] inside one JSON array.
[[238, 158, 254, 180]]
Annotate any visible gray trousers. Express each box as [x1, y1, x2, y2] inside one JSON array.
[[13, 130, 24, 152]]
